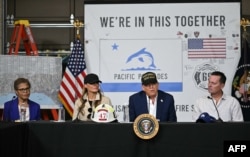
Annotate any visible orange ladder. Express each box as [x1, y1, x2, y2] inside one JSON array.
[[8, 20, 38, 55], [8, 20, 59, 120]]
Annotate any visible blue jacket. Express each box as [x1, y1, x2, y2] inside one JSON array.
[[129, 90, 177, 122], [3, 98, 41, 121]]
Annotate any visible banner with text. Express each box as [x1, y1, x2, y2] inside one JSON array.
[[84, 2, 241, 122]]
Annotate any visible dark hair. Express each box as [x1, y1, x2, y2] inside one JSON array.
[[14, 78, 31, 90], [211, 71, 226, 84]]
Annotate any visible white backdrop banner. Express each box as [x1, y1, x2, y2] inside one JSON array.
[[84, 2, 241, 122]]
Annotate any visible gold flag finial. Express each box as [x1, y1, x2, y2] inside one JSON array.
[[73, 19, 84, 39], [241, 18, 250, 32]]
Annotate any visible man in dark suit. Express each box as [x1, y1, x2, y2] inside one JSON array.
[[129, 72, 177, 122]]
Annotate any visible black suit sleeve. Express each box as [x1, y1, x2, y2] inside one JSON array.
[[128, 95, 136, 122]]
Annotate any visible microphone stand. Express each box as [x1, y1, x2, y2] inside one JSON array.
[[73, 103, 85, 122], [6, 96, 17, 122], [207, 96, 223, 122]]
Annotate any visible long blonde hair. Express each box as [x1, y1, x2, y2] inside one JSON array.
[[78, 87, 103, 113]]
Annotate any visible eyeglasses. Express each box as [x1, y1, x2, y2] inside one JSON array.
[[17, 88, 30, 92]]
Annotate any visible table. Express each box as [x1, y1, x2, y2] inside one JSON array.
[[1, 122, 250, 157]]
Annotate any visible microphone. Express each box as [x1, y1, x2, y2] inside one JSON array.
[[73, 103, 85, 122], [4, 96, 17, 122], [12, 95, 16, 100], [10, 96, 17, 121], [207, 96, 223, 122], [147, 96, 151, 113]]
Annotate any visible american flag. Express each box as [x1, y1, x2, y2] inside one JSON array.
[[188, 38, 226, 59], [58, 39, 87, 116]]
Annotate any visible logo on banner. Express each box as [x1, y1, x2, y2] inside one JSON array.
[[123, 48, 159, 71], [133, 114, 159, 140], [193, 63, 218, 90], [194, 31, 200, 38], [100, 39, 183, 92]]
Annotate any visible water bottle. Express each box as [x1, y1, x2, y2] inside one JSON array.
[[123, 104, 129, 123], [20, 106, 26, 122], [58, 104, 65, 122]]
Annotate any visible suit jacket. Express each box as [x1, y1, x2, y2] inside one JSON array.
[[129, 90, 177, 122], [3, 97, 41, 121]]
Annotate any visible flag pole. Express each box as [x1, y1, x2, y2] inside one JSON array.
[[72, 19, 84, 101], [73, 19, 84, 39], [58, 19, 85, 117]]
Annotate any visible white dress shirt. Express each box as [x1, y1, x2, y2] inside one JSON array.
[[192, 94, 244, 122]]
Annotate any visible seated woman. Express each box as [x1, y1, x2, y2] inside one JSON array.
[[72, 73, 112, 121], [3, 78, 41, 122]]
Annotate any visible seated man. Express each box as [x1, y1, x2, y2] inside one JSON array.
[[193, 71, 244, 122], [128, 72, 177, 122]]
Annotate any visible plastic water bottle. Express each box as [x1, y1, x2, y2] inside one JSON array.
[[58, 104, 65, 122], [123, 104, 129, 123], [20, 106, 26, 122]]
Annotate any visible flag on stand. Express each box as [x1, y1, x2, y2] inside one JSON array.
[[58, 39, 87, 116], [232, 37, 250, 121], [188, 38, 226, 59]]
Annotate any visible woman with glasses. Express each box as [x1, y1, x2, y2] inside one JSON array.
[[72, 73, 112, 121], [3, 78, 41, 121]]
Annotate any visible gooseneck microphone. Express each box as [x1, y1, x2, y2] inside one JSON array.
[[207, 96, 223, 122], [10, 96, 17, 121], [4, 96, 17, 122], [73, 103, 85, 122], [147, 96, 150, 112]]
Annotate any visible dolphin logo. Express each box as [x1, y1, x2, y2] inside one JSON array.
[[123, 48, 158, 70]]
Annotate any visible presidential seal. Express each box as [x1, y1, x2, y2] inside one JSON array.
[[133, 114, 159, 140]]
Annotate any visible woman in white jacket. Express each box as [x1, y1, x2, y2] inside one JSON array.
[[72, 73, 112, 121]]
